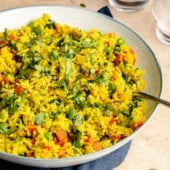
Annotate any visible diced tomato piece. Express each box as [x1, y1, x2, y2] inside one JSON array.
[[110, 135, 123, 142], [14, 85, 24, 95], [55, 23, 59, 31], [114, 55, 124, 65], [42, 145, 52, 151], [136, 121, 144, 128], [84, 135, 92, 143], [109, 118, 115, 125], [4, 77, 11, 84], [0, 73, 3, 84], [8, 34, 17, 41], [104, 41, 110, 46], [116, 55, 124, 62], [0, 39, 7, 45], [130, 48, 136, 64], [92, 141, 102, 151], [133, 56, 136, 65], [58, 148, 66, 158], [107, 33, 113, 37], [26, 151, 34, 157], [130, 48, 135, 54], [31, 137, 36, 145], [55, 129, 69, 146], [95, 69, 101, 75], [27, 125, 37, 133]]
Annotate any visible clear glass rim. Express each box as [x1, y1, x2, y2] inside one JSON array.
[[156, 27, 170, 45], [108, 0, 150, 12]]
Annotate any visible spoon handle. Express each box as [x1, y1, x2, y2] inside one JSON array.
[[137, 92, 170, 107]]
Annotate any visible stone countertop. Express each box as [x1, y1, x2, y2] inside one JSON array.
[[0, 1, 170, 170]]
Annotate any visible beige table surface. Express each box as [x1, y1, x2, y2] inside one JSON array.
[[0, 1, 170, 170]]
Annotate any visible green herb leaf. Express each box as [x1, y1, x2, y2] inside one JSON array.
[[65, 58, 72, 76], [74, 93, 86, 107], [66, 107, 77, 120], [45, 19, 55, 29], [104, 103, 113, 116], [73, 130, 82, 148], [80, 39, 97, 49], [1, 95, 22, 114], [7, 126, 18, 135], [44, 132, 53, 141], [75, 114, 84, 127], [31, 25, 42, 37], [50, 50, 58, 61], [58, 79, 68, 90], [69, 84, 81, 98], [3, 28, 8, 39], [49, 110, 61, 120], [34, 112, 49, 125], [108, 82, 116, 95], [0, 123, 8, 134]]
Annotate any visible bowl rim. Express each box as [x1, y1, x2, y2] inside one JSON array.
[[0, 4, 163, 167]]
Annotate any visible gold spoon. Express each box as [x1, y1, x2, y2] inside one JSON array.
[[137, 92, 170, 107]]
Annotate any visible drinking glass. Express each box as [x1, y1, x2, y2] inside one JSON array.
[[152, 0, 170, 45], [108, 0, 150, 12]]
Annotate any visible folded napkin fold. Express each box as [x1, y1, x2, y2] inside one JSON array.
[[0, 6, 131, 170], [97, 6, 113, 18]]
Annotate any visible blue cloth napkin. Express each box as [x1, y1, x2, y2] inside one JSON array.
[[0, 6, 131, 170], [97, 6, 113, 18]]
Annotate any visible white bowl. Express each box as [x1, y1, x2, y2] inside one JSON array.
[[0, 5, 162, 168]]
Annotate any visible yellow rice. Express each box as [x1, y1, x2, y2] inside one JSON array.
[[0, 14, 146, 158]]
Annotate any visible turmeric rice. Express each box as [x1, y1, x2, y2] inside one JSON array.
[[0, 14, 146, 158]]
